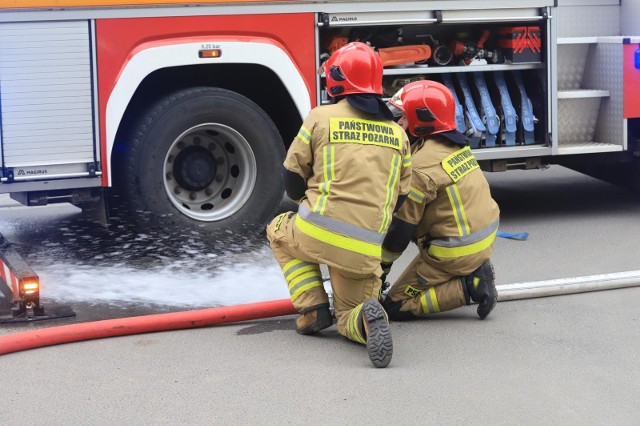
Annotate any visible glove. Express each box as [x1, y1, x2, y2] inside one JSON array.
[[380, 262, 393, 291]]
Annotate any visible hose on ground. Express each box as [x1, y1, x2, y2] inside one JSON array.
[[0, 298, 296, 356], [3, 270, 640, 356]]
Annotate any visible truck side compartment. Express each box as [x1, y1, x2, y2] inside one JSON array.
[[0, 0, 639, 236]]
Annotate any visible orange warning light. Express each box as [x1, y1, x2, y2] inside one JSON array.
[[21, 280, 39, 295], [199, 49, 222, 58]]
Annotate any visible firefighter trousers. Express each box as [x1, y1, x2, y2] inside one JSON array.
[[385, 253, 467, 317], [266, 212, 381, 344]]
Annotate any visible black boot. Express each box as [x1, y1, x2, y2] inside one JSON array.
[[382, 297, 418, 321], [464, 260, 497, 320], [295, 303, 333, 335]]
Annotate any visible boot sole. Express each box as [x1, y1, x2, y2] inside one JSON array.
[[363, 299, 393, 368]]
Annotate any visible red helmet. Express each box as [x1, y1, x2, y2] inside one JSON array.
[[323, 42, 383, 97], [389, 80, 457, 137]]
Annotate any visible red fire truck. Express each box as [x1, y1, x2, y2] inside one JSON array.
[[1, 0, 639, 239]]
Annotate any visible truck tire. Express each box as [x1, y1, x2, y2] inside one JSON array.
[[119, 87, 285, 238]]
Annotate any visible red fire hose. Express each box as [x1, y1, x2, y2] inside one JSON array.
[[0, 299, 297, 356]]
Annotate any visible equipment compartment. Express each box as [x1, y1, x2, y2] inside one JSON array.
[[0, 21, 101, 184], [317, 16, 549, 154]]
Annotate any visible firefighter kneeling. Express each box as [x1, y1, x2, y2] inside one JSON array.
[[266, 42, 412, 368], [381, 80, 500, 321]]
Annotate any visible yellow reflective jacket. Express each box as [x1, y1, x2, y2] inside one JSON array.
[[284, 99, 412, 274], [393, 136, 500, 275]]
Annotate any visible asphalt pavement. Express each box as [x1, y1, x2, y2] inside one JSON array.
[[1, 165, 640, 424], [0, 287, 639, 425]]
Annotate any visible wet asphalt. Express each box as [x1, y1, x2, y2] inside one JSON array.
[[0, 165, 640, 424]]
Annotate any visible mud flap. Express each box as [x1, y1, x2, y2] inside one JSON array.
[[493, 71, 517, 146], [441, 73, 466, 133], [76, 188, 109, 227], [456, 73, 485, 148], [473, 72, 500, 147]]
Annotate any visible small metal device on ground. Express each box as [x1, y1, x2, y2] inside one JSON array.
[[0, 234, 75, 323]]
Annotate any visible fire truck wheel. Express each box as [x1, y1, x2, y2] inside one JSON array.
[[120, 87, 285, 238]]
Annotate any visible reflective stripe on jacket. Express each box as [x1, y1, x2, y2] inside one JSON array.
[[395, 136, 500, 266], [284, 99, 412, 272]]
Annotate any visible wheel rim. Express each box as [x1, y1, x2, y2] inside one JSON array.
[[163, 123, 257, 222]]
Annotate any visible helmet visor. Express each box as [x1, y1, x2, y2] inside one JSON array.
[[386, 102, 404, 119], [387, 87, 405, 119]]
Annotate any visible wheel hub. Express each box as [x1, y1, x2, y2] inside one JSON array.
[[163, 123, 257, 222], [174, 147, 216, 191]]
